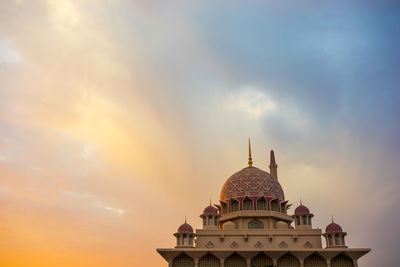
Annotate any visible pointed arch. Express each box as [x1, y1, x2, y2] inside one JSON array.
[[256, 197, 267, 210], [243, 197, 253, 210], [225, 253, 246, 267], [199, 253, 220, 267], [231, 199, 239, 212], [277, 253, 299, 267], [304, 253, 327, 267], [173, 253, 194, 267], [251, 253, 273, 267], [270, 199, 279, 212], [248, 219, 264, 229], [331, 254, 354, 267]]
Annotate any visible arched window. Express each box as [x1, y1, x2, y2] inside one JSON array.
[[308, 216, 311, 225], [225, 253, 246, 267], [182, 235, 187, 246], [302, 215, 307, 225], [251, 253, 273, 267], [328, 235, 333, 246], [304, 253, 327, 267], [221, 202, 228, 214], [270, 200, 279, 211], [177, 236, 180, 246], [199, 253, 220, 267], [335, 234, 340, 245], [189, 236, 193, 246], [203, 217, 206, 226], [231, 200, 239, 212], [248, 219, 264, 229], [243, 197, 253, 210], [277, 253, 300, 267], [331, 254, 354, 267], [341, 235, 345, 245], [280, 203, 286, 214], [296, 216, 300, 225], [173, 253, 194, 267], [257, 198, 266, 210], [214, 217, 218, 226], [208, 215, 212, 225]]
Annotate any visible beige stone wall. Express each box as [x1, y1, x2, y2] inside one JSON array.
[[195, 229, 323, 249]]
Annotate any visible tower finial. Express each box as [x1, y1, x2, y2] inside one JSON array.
[[248, 138, 253, 167], [210, 199, 212, 206], [185, 216, 187, 223], [331, 215, 334, 223], [300, 198, 302, 205]]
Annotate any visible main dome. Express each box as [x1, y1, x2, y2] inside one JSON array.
[[220, 166, 285, 202]]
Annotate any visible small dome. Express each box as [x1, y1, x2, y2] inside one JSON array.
[[295, 204, 310, 215], [326, 222, 343, 233], [203, 205, 218, 215], [177, 222, 193, 233]]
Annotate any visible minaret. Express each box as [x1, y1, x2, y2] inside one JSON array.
[[269, 149, 278, 179]]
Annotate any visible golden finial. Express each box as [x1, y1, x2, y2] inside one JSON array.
[[248, 138, 253, 167], [331, 215, 334, 223], [185, 216, 187, 223], [300, 198, 302, 205], [209, 199, 212, 206]]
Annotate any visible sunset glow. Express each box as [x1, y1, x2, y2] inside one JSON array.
[[1, 1, 399, 266]]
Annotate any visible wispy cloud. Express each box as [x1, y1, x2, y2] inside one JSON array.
[[225, 87, 277, 118]]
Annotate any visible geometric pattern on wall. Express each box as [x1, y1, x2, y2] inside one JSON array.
[[205, 241, 215, 249], [229, 241, 239, 248], [304, 241, 313, 248], [279, 241, 288, 248], [254, 241, 263, 248]]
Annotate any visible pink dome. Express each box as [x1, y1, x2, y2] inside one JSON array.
[[203, 205, 218, 215], [326, 222, 343, 233], [295, 204, 310, 215], [177, 223, 193, 233], [220, 166, 285, 202]]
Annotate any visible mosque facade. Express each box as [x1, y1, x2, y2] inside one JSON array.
[[157, 141, 370, 267]]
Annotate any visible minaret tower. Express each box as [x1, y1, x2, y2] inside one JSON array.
[[269, 149, 278, 179]]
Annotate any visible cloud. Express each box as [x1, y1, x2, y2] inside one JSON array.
[[63, 191, 125, 216], [0, 37, 20, 65], [225, 87, 277, 118]]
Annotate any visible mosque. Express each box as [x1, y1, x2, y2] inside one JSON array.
[[157, 141, 370, 267]]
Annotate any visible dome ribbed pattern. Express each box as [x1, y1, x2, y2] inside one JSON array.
[[220, 166, 285, 202], [177, 223, 193, 233], [203, 205, 218, 215], [294, 204, 310, 215], [326, 222, 343, 233]]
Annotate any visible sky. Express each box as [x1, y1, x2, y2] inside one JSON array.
[[0, 0, 400, 266]]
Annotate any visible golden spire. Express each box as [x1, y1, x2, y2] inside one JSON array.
[[300, 198, 302, 205], [248, 138, 253, 167], [331, 215, 334, 223], [209, 199, 212, 206], [185, 216, 187, 223]]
